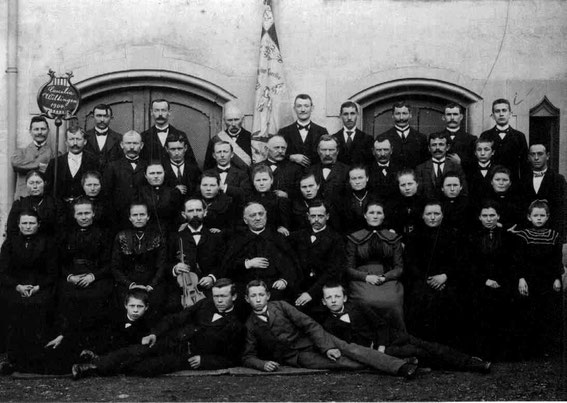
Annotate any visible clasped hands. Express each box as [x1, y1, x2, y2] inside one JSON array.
[[16, 284, 39, 297], [68, 273, 95, 288]]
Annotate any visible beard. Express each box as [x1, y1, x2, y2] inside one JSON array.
[[188, 216, 204, 228]]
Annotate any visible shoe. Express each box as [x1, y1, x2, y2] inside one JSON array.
[[79, 350, 98, 363], [467, 357, 491, 374], [0, 360, 14, 375], [403, 356, 419, 366], [72, 363, 97, 380], [398, 363, 418, 380]]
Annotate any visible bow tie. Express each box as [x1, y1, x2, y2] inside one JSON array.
[[256, 313, 269, 322], [496, 128, 509, 134], [191, 231, 202, 236], [156, 128, 168, 134], [297, 124, 310, 131], [533, 171, 546, 178], [95, 130, 108, 136], [322, 164, 334, 169], [127, 157, 139, 163], [218, 167, 230, 173]]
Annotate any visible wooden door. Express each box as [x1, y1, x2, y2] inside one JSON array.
[[77, 88, 223, 168], [363, 98, 467, 137]]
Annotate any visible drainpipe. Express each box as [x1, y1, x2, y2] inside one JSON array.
[[5, 0, 18, 232]]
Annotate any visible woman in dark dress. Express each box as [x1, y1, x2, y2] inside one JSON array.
[[199, 171, 240, 236], [247, 164, 291, 235], [0, 209, 57, 374], [7, 170, 65, 238], [387, 169, 425, 241], [483, 166, 523, 232], [80, 170, 113, 230], [341, 165, 381, 234], [346, 201, 406, 332], [468, 200, 518, 360]]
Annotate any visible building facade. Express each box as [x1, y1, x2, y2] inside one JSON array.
[[1, 0, 566, 234]]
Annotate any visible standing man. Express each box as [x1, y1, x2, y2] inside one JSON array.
[[84, 104, 122, 172], [103, 130, 148, 228], [278, 94, 328, 168], [11, 116, 55, 199], [260, 135, 302, 199], [311, 135, 350, 200], [367, 136, 402, 200], [204, 103, 252, 171], [518, 143, 565, 239], [45, 128, 98, 203], [433, 103, 476, 170], [204, 141, 252, 202], [141, 99, 197, 165], [163, 133, 202, 197], [332, 101, 373, 167], [480, 99, 529, 182], [415, 133, 467, 200], [378, 101, 428, 170]]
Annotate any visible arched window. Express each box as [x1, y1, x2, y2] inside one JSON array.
[[529, 96, 560, 172]]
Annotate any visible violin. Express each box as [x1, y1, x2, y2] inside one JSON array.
[[176, 238, 206, 308]]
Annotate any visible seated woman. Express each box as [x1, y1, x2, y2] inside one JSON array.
[[345, 201, 406, 333], [80, 170, 113, 231], [387, 169, 425, 241], [403, 201, 463, 348], [137, 161, 182, 236], [482, 166, 523, 231], [199, 171, 240, 237], [58, 197, 114, 353], [341, 165, 382, 234], [247, 164, 291, 236], [6, 170, 65, 238], [0, 210, 57, 374], [468, 200, 518, 360], [111, 202, 168, 319]]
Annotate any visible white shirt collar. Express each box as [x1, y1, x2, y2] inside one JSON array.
[[312, 226, 326, 234], [250, 228, 265, 235]]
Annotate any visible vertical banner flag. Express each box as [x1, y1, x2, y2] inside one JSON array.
[[251, 0, 292, 163]]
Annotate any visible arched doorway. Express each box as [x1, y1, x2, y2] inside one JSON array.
[[75, 70, 235, 168], [351, 78, 483, 137]]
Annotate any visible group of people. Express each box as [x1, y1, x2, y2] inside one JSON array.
[[0, 95, 564, 379]]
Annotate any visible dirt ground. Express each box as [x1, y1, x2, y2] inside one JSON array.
[[0, 356, 565, 402]]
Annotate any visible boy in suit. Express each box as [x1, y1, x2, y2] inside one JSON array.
[[319, 284, 491, 373], [242, 280, 417, 378], [72, 278, 245, 378]]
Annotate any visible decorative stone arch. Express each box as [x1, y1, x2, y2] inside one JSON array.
[[76, 69, 236, 105], [348, 78, 483, 137]]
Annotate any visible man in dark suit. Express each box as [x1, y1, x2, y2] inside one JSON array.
[[378, 101, 429, 170], [332, 101, 373, 167], [102, 130, 148, 228], [480, 98, 529, 182], [415, 133, 467, 199], [221, 203, 300, 301], [368, 136, 402, 200], [278, 94, 328, 168], [140, 99, 197, 165], [259, 135, 302, 200], [169, 198, 226, 291], [163, 133, 202, 197], [204, 141, 252, 202], [203, 103, 252, 171], [72, 278, 246, 378], [242, 280, 416, 378], [433, 103, 476, 170], [465, 136, 496, 201], [45, 128, 98, 203], [288, 200, 345, 311], [84, 104, 122, 172], [518, 143, 565, 239], [311, 135, 349, 200]]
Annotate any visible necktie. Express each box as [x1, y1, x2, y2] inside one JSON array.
[[128, 158, 139, 169], [397, 129, 409, 140], [433, 159, 445, 177], [533, 171, 545, 178], [378, 164, 388, 176], [172, 162, 183, 178], [346, 131, 354, 150]]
